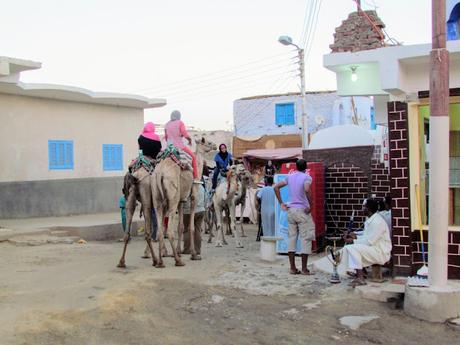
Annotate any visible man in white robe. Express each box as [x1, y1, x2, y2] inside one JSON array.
[[342, 198, 392, 287]]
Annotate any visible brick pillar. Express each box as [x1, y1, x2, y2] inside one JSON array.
[[388, 101, 412, 276]]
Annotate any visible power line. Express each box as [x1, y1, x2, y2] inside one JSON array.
[[132, 50, 296, 94], [167, 69, 298, 103], [149, 62, 298, 99], [302, 0, 320, 51], [304, 0, 322, 62], [144, 58, 298, 97], [300, 0, 315, 48]]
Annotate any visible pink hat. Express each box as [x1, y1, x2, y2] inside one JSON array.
[[141, 122, 160, 141]]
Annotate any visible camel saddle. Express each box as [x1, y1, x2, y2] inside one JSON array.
[[156, 144, 192, 171], [128, 152, 155, 174]]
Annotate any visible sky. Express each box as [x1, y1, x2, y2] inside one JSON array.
[[1, 0, 432, 130]]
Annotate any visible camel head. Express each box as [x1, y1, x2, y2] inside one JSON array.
[[195, 137, 217, 154]]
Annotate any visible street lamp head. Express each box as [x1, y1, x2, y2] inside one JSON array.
[[278, 35, 293, 46]]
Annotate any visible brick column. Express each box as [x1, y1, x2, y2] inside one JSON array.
[[388, 101, 412, 276]]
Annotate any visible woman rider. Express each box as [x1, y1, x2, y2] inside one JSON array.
[[138, 122, 162, 159], [212, 143, 233, 190], [164, 110, 200, 183]]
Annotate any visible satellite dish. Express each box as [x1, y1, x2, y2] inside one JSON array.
[[315, 115, 325, 126]]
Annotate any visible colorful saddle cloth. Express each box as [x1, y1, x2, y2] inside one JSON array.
[[156, 144, 192, 170]]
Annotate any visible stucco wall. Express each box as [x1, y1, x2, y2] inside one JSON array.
[[0, 93, 144, 182], [233, 92, 373, 137], [0, 177, 123, 218]]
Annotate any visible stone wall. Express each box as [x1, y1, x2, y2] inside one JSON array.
[[330, 10, 385, 53]]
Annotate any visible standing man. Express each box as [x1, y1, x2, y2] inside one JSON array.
[[256, 178, 276, 237], [274, 159, 315, 275]]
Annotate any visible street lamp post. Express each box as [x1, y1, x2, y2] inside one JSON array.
[[279, 35, 308, 149]]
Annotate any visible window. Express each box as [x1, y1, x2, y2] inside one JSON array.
[[103, 144, 123, 171], [48, 140, 74, 170], [275, 103, 295, 126], [417, 104, 460, 225]]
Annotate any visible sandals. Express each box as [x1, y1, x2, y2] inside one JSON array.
[[290, 269, 314, 275]]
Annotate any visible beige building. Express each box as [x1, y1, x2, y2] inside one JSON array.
[[0, 57, 166, 218]]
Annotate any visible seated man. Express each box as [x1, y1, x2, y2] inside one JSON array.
[[342, 198, 392, 287]]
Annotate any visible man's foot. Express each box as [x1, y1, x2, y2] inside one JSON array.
[[290, 268, 301, 275], [300, 269, 314, 275]]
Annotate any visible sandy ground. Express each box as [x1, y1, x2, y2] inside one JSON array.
[[0, 224, 458, 345]]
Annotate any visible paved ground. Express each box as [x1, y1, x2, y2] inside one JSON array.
[[0, 224, 458, 345]]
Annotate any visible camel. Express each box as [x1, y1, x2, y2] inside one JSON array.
[[117, 165, 158, 268], [232, 170, 253, 237], [212, 164, 247, 248], [151, 138, 216, 267]]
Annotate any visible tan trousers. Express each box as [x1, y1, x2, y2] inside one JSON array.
[[287, 208, 315, 254]]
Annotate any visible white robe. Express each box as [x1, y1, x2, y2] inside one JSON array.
[[341, 212, 392, 270]]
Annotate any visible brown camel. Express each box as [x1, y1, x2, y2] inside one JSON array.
[[151, 138, 216, 267], [117, 166, 158, 268]]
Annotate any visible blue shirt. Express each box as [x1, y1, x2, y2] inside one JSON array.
[[214, 152, 232, 170]]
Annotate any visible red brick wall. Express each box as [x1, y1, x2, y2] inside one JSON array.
[[388, 101, 413, 276], [325, 163, 367, 233]]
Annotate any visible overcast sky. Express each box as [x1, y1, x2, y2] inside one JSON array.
[[2, 0, 431, 130]]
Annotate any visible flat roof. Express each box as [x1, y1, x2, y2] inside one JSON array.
[[237, 90, 336, 101], [0, 56, 166, 109]]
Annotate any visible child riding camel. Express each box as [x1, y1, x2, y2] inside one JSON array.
[[164, 110, 199, 183]]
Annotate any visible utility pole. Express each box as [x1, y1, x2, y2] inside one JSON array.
[[298, 48, 308, 149], [429, 0, 449, 288]]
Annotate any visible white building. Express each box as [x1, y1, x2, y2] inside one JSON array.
[[0, 56, 165, 218], [233, 91, 374, 138]]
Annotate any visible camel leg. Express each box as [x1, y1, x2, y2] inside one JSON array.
[[118, 196, 136, 268], [189, 187, 198, 260], [214, 203, 225, 247], [230, 203, 243, 248], [155, 208, 166, 268], [207, 207, 215, 243], [176, 206, 184, 257], [240, 202, 247, 237], [142, 202, 158, 266], [167, 210, 185, 266]]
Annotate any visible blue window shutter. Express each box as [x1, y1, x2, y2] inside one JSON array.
[[275, 104, 285, 125], [276, 103, 295, 126], [103, 144, 123, 171], [285, 103, 295, 125], [49, 140, 74, 170]]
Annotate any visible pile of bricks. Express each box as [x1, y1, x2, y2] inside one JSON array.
[[330, 10, 386, 53]]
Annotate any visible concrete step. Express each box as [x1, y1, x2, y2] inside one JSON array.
[[355, 279, 406, 303], [0, 212, 144, 242]]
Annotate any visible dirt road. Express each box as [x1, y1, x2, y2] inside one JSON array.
[[0, 225, 457, 344]]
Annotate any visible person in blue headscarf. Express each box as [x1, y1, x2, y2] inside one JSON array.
[[212, 143, 233, 190]]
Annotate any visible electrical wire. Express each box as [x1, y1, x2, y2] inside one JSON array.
[[147, 60, 298, 98], [302, 0, 320, 51], [234, 75, 298, 134], [167, 68, 298, 103], [132, 50, 296, 94], [300, 0, 316, 48], [304, 0, 322, 61]]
